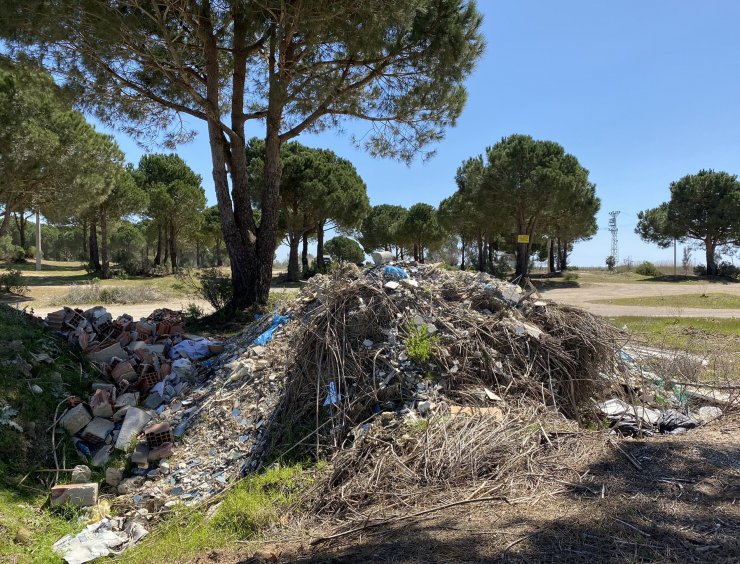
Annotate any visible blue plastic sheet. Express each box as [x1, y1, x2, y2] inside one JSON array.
[[383, 265, 408, 280], [253, 313, 290, 346]]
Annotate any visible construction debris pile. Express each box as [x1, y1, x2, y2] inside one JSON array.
[[45, 307, 222, 507], [43, 262, 733, 560]]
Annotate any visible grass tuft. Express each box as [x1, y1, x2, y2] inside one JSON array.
[[123, 464, 308, 563]]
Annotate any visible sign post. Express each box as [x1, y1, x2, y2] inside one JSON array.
[[516, 234, 530, 279]]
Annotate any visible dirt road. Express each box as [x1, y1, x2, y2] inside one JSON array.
[[539, 281, 740, 318]]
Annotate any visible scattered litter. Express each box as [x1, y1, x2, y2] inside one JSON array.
[[52, 518, 131, 564], [253, 313, 289, 346], [383, 265, 409, 280]]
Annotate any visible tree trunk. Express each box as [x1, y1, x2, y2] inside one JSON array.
[[560, 239, 570, 271], [419, 245, 425, 263], [548, 239, 555, 273], [705, 238, 718, 276], [14, 211, 27, 248], [195, 240, 201, 268], [477, 234, 484, 272], [81, 219, 88, 256], [487, 238, 493, 272], [35, 210, 41, 270], [301, 232, 309, 274], [287, 233, 300, 282], [0, 206, 11, 237], [169, 223, 178, 271], [316, 220, 325, 271], [460, 237, 466, 270], [154, 225, 162, 266], [100, 211, 110, 279], [89, 222, 101, 272]]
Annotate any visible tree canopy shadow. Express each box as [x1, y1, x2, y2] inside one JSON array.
[[289, 421, 739, 563]]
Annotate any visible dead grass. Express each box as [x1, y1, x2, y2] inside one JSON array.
[[48, 282, 168, 305]]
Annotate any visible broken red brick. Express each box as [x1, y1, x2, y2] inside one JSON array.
[[144, 422, 173, 448]]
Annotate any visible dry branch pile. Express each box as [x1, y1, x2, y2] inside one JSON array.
[[255, 262, 626, 518], [279, 263, 621, 447]]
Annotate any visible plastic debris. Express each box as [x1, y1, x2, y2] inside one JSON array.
[[383, 265, 409, 280], [53, 518, 130, 564], [253, 314, 290, 346]]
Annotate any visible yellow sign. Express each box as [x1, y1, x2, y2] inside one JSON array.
[[517, 234, 530, 244]]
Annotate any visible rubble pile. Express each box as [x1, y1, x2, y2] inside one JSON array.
[[279, 262, 619, 439], [43, 262, 733, 560], [45, 306, 222, 490]]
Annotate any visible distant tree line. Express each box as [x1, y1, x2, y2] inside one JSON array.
[[360, 134, 600, 275]]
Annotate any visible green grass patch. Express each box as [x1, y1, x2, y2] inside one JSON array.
[[0, 489, 83, 563], [123, 464, 309, 563], [610, 316, 740, 353], [572, 270, 734, 285], [0, 304, 107, 562], [595, 293, 740, 309]]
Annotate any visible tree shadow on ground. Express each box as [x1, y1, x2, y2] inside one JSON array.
[[534, 280, 580, 291], [1, 261, 86, 273], [20, 274, 92, 287], [290, 420, 739, 563]]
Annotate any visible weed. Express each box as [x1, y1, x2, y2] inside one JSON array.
[[404, 323, 439, 364], [0, 268, 28, 295], [185, 302, 204, 320], [125, 464, 309, 563]]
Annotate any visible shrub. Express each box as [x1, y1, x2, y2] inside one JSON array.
[[635, 261, 662, 277], [695, 262, 740, 279], [605, 255, 616, 271], [488, 254, 510, 279], [0, 268, 28, 295], [719, 262, 740, 279], [563, 271, 579, 282], [404, 322, 439, 364], [177, 267, 233, 311], [185, 302, 204, 320], [0, 235, 25, 263]]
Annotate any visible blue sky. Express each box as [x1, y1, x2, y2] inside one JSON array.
[[104, 0, 740, 266]]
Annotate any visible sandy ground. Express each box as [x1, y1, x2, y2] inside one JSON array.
[[539, 281, 740, 318]]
